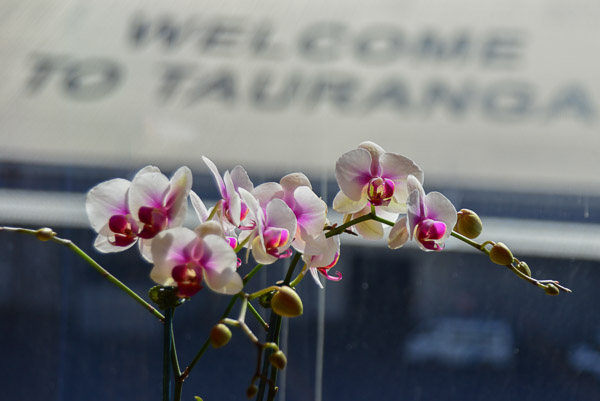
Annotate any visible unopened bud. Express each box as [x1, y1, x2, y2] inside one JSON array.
[[454, 209, 483, 239], [489, 242, 514, 265], [515, 261, 531, 278], [210, 323, 232, 348], [246, 385, 258, 399], [35, 228, 56, 241], [544, 283, 560, 296], [269, 350, 287, 370], [271, 286, 303, 318]]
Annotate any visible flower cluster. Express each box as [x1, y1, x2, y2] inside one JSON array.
[[85, 142, 461, 299]]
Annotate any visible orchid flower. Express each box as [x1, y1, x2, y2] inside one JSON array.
[[203, 156, 253, 229], [86, 177, 138, 253], [85, 166, 174, 253], [149, 224, 243, 297], [128, 166, 193, 261], [238, 188, 297, 265], [253, 173, 327, 252], [302, 234, 341, 288], [388, 175, 457, 251], [333, 141, 424, 215]]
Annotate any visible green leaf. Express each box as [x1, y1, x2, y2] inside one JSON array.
[[194, 397, 204, 401]]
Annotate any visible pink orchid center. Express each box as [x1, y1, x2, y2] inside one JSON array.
[[108, 214, 139, 247], [240, 201, 249, 222], [226, 236, 238, 249], [172, 263, 203, 297], [367, 177, 395, 206], [263, 227, 290, 252], [223, 199, 249, 226], [138, 206, 168, 239], [415, 219, 447, 251]]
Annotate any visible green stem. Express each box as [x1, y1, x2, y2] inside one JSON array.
[[256, 252, 302, 401], [180, 263, 266, 381], [248, 302, 269, 331], [163, 308, 174, 401], [450, 230, 490, 254], [0, 226, 165, 322]]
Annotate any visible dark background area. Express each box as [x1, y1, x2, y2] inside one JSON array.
[[1, 163, 599, 401]]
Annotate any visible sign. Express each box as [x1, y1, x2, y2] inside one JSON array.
[[1, 0, 598, 193]]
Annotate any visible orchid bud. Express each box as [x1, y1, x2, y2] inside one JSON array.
[[246, 385, 258, 399], [271, 286, 303, 318], [454, 209, 483, 239], [515, 261, 531, 278], [489, 242, 514, 265], [210, 323, 232, 348], [35, 227, 56, 241], [545, 283, 560, 296], [269, 350, 287, 370]]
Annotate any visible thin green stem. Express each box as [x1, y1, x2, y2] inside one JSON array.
[[163, 308, 174, 401], [180, 263, 267, 381], [256, 253, 302, 401], [450, 230, 490, 253], [248, 302, 269, 331], [325, 214, 373, 238], [0, 226, 164, 322]]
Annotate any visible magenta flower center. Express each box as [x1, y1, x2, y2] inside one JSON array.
[[367, 177, 395, 206], [415, 219, 447, 251], [108, 214, 139, 247], [137, 206, 168, 239], [262, 227, 292, 259], [172, 263, 203, 297]]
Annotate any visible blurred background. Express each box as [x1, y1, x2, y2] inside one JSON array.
[[1, 0, 600, 400]]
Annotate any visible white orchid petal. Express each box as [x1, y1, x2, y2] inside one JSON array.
[[309, 267, 324, 288], [265, 199, 297, 244], [280, 172, 312, 192], [388, 217, 409, 249], [424, 192, 457, 242], [332, 190, 367, 214], [201, 235, 240, 293], [129, 170, 170, 220], [190, 190, 209, 223], [230, 165, 254, 193], [335, 148, 373, 201], [86, 178, 131, 232], [253, 182, 284, 209], [165, 166, 192, 227], [293, 186, 327, 236], [202, 156, 226, 197]]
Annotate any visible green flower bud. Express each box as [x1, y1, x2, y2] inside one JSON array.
[[269, 350, 287, 370], [246, 385, 258, 399], [545, 283, 560, 296], [454, 209, 483, 239], [148, 286, 181, 310], [210, 323, 232, 348], [35, 227, 56, 241], [489, 242, 514, 265], [271, 286, 303, 318], [515, 261, 531, 278]]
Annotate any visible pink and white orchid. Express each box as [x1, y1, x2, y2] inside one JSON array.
[[86, 165, 189, 254], [149, 224, 243, 297], [333, 142, 424, 215], [203, 156, 253, 229], [302, 234, 341, 287], [86, 177, 139, 253], [238, 188, 297, 265], [388, 175, 457, 251], [128, 166, 193, 260], [252, 173, 327, 252]]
